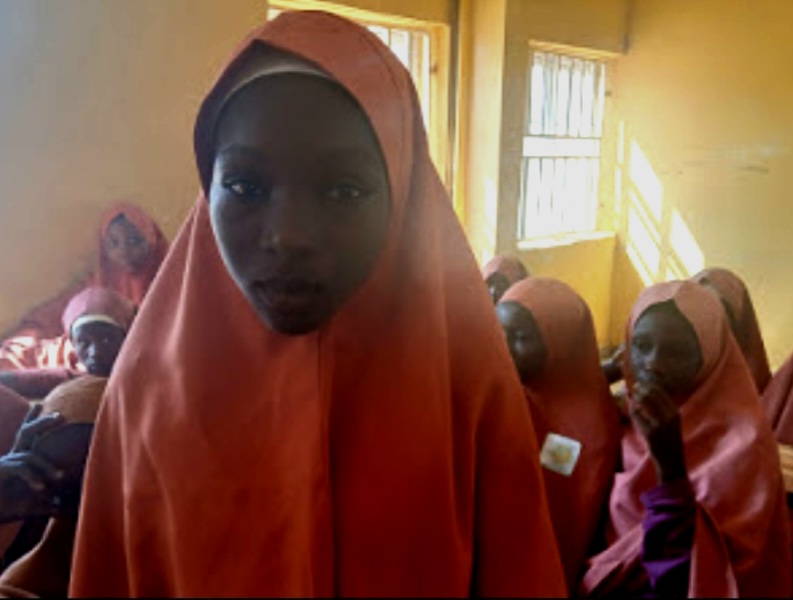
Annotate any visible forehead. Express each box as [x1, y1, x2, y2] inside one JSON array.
[[73, 321, 124, 338], [107, 216, 142, 238], [633, 304, 698, 345], [214, 74, 380, 158], [497, 301, 539, 331]]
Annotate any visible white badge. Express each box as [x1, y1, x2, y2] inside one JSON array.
[[539, 433, 582, 477]]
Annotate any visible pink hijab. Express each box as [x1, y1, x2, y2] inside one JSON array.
[[61, 287, 136, 338], [501, 277, 622, 589], [580, 280, 791, 597], [94, 203, 170, 307], [481, 254, 528, 284], [692, 267, 771, 392]]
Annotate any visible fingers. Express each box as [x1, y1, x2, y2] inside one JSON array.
[[2, 453, 64, 490], [13, 412, 64, 452], [22, 403, 43, 424]]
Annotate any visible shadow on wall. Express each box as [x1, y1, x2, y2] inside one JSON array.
[[609, 120, 706, 345]]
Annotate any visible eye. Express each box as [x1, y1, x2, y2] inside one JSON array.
[[222, 177, 270, 202], [326, 182, 368, 202]]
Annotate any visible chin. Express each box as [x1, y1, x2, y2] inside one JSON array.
[[261, 311, 325, 336]]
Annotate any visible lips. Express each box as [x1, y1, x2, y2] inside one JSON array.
[[252, 278, 321, 314]]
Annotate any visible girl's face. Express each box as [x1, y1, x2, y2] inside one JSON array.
[[487, 273, 510, 305], [496, 301, 547, 384], [209, 74, 391, 335], [71, 321, 126, 377], [629, 302, 704, 398], [104, 215, 150, 273]]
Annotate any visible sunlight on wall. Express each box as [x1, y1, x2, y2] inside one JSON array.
[[618, 130, 705, 286], [480, 176, 500, 265]]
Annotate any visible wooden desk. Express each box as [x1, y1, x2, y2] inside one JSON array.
[[779, 443, 793, 494]]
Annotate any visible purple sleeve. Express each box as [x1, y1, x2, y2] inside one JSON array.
[[640, 477, 696, 598]]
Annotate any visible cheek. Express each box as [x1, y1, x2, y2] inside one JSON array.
[[209, 201, 260, 279], [324, 203, 389, 292]]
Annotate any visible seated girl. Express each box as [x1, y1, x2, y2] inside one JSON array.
[[0, 287, 135, 399], [0, 377, 107, 597], [0, 287, 133, 594], [0, 203, 166, 371], [67, 11, 566, 597], [692, 267, 771, 392], [482, 254, 530, 304], [497, 277, 622, 590], [580, 280, 791, 597]]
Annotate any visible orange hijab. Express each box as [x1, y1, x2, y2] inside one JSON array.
[[580, 281, 791, 597], [482, 254, 528, 285], [69, 11, 566, 597], [94, 203, 169, 307], [501, 277, 622, 590], [692, 267, 771, 392]]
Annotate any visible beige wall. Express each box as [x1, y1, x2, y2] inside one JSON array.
[[0, 0, 269, 330], [609, 0, 793, 366]]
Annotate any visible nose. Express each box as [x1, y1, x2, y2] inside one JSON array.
[[640, 348, 664, 380], [259, 186, 318, 257]]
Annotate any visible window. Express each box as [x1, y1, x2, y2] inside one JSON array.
[[268, 2, 448, 181], [519, 47, 607, 240]]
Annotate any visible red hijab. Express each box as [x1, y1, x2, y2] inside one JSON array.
[[94, 203, 169, 307], [501, 277, 622, 590], [692, 267, 771, 392], [69, 12, 566, 597], [580, 281, 791, 597], [482, 254, 528, 285]]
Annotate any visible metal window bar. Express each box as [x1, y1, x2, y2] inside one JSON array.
[[520, 50, 606, 239]]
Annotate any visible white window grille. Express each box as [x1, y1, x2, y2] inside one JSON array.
[[519, 49, 607, 240]]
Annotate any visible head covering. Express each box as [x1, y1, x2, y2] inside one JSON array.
[[691, 267, 771, 392], [70, 11, 565, 598], [38, 375, 106, 425], [501, 277, 622, 588], [95, 203, 170, 306], [482, 254, 529, 284], [0, 377, 106, 598], [61, 287, 136, 338], [580, 281, 791, 597]]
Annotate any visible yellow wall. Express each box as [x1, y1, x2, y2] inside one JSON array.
[[609, 0, 793, 366], [0, 0, 269, 331]]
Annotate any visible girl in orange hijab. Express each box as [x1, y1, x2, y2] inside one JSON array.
[[580, 281, 791, 597], [0, 204, 167, 372], [691, 267, 771, 392], [497, 277, 622, 590], [69, 11, 566, 597]]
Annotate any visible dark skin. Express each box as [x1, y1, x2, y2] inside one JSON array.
[[71, 321, 126, 377], [496, 301, 547, 384], [0, 404, 67, 524], [601, 344, 625, 384], [629, 302, 703, 483], [103, 214, 150, 274], [210, 74, 391, 335], [487, 273, 511, 305]]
